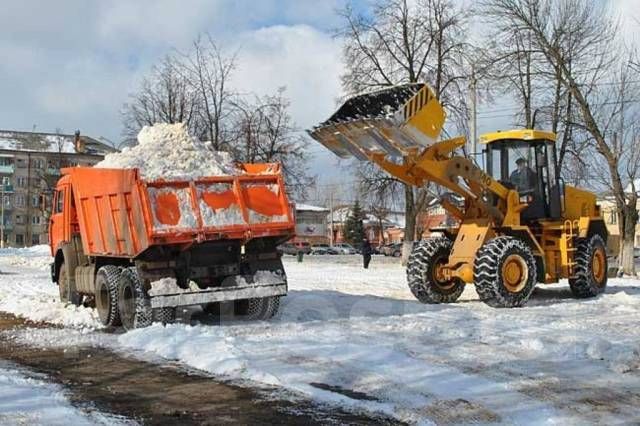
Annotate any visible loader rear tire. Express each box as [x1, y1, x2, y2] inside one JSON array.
[[95, 265, 122, 326], [118, 267, 152, 330], [235, 296, 280, 320], [406, 238, 465, 304], [58, 262, 81, 306], [569, 234, 608, 298], [474, 236, 537, 308]]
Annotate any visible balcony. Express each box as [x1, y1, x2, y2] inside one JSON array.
[[46, 168, 61, 176], [0, 165, 14, 174], [1, 223, 13, 231]]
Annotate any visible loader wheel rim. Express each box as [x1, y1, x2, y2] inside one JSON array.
[[432, 255, 454, 291], [501, 254, 528, 293], [592, 247, 606, 284]]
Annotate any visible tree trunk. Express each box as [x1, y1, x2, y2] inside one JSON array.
[[402, 183, 416, 265], [620, 203, 638, 275]]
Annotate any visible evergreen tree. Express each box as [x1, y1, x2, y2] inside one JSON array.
[[344, 200, 365, 245]]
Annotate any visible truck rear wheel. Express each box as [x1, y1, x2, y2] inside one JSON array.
[[118, 267, 152, 330], [569, 234, 608, 298], [58, 263, 81, 306], [474, 236, 537, 308], [407, 238, 465, 304], [235, 296, 280, 320], [95, 266, 122, 326], [153, 307, 176, 324]]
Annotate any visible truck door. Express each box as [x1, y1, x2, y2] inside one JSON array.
[[49, 186, 67, 250]]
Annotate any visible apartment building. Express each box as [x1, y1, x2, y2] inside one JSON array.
[[0, 130, 115, 247]]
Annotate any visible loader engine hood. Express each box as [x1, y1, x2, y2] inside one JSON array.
[[308, 83, 446, 160]]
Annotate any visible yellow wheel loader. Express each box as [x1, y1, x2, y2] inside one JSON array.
[[309, 83, 607, 307]]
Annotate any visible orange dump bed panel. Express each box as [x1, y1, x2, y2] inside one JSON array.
[[63, 164, 294, 258]]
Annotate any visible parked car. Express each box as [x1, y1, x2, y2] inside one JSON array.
[[278, 241, 312, 256], [332, 243, 357, 255], [310, 244, 339, 255], [382, 242, 402, 257]]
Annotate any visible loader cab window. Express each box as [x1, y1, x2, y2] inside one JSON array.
[[486, 139, 561, 220]]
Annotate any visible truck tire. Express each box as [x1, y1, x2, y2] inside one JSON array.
[[58, 262, 81, 306], [153, 307, 176, 324], [569, 234, 608, 298], [235, 296, 280, 320], [118, 267, 152, 330], [95, 266, 122, 326], [406, 238, 465, 304], [474, 236, 537, 308]]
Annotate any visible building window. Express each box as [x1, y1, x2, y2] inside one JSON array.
[[2, 194, 10, 208], [15, 195, 25, 207], [15, 234, 24, 245], [16, 158, 27, 168], [32, 234, 40, 245], [608, 211, 616, 225], [0, 157, 13, 167], [32, 216, 41, 225], [31, 195, 39, 207], [15, 214, 24, 225], [31, 159, 44, 169], [17, 177, 27, 187]]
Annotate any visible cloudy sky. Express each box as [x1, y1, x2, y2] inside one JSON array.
[[1, 0, 637, 190]]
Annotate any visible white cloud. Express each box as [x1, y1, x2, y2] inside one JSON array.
[[231, 25, 344, 128]]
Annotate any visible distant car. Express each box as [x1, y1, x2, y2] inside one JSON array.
[[278, 241, 312, 256], [382, 242, 402, 257], [332, 243, 357, 255]]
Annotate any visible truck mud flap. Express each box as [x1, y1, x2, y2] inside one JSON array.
[[150, 283, 287, 309]]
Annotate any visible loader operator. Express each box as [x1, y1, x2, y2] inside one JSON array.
[[510, 157, 537, 196]]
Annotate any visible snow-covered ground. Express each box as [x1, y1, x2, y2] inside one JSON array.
[[0, 360, 132, 425], [1, 247, 640, 424]]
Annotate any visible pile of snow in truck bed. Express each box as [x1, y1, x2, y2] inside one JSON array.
[[95, 123, 240, 180]]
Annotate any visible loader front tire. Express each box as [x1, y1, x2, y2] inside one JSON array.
[[407, 238, 465, 304], [58, 262, 81, 306], [569, 234, 608, 298], [95, 265, 122, 326], [474, 236, 537, 308], [118, 267, 152, 330]]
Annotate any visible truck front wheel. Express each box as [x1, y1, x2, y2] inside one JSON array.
[[117, 267, 152, 330], [95, 266, 122, 326], [58, 263, 81, 306]]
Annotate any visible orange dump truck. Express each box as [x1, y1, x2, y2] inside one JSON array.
[[48, 163, 295, 329]]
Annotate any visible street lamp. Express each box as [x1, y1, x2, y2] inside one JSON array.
[[1, 177, 13, 249]]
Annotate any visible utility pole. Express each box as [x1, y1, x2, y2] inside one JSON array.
[[469, 65, 478, 164]]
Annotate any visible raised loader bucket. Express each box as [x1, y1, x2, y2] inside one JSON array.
[[308, 83, 445, 160]]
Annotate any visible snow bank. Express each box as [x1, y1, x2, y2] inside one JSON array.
[[0, 361, 130, 425], [0, 251, 102, 330], [95, 123, 241, 180]]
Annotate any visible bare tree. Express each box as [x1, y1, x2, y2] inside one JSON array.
[[122, 54, 199, 144], [232, 88, 314, 200], [482, 0, 640, 274], [339, 0, 470, 260], [184, 35, 237, 150]]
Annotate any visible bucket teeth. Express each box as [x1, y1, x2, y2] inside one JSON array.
[[309, 83, 445, 160]]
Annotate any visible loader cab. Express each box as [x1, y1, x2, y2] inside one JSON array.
[[482, 130, 562, 221]]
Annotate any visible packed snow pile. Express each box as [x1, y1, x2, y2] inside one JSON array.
[[95, 123, 241, 180]]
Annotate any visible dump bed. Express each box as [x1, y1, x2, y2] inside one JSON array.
[[61, 164, 294, 258]]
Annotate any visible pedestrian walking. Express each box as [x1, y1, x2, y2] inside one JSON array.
[[362, 238, 372, 269]]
